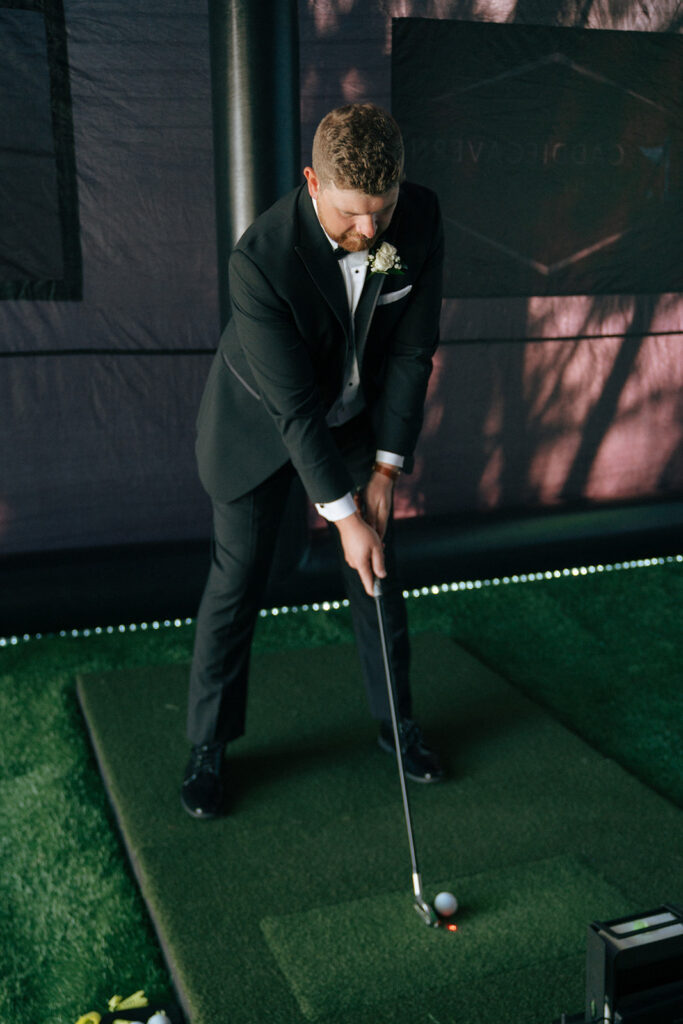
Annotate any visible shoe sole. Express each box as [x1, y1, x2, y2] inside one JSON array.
[[180, 793, 221, 819]]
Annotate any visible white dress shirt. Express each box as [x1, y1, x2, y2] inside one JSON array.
[[312, 200, 404, 522]]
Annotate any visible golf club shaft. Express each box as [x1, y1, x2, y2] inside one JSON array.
[[373, 577, 424, 900]]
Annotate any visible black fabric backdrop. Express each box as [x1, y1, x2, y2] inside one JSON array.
[[1, 0, 217, 556], [1, 0, 681, 564]]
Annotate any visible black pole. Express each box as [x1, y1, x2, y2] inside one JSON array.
[[208, 0, 300, 329]]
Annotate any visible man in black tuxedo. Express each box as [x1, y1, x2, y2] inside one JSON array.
[[182, 103, 444, 819]]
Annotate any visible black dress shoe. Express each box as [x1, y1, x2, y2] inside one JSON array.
[[181, 741, 224, 818], [378, 718, 445, 783]]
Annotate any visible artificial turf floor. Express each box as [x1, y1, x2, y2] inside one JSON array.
[[2, 558, 681, 1024], [77, 634, 682, 1024]]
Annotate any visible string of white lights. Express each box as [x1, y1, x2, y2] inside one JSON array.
[[1, 553, 680, 648]]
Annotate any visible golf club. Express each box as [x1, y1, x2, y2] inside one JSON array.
[[373, 576, 457, 929]]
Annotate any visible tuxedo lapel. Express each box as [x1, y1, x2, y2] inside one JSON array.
[[354, 269, 384, 366], [355, 205, 409, 366], [294, 188, 350, 338]]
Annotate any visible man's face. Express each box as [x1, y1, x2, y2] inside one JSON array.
[[304, 167, 399, 252]]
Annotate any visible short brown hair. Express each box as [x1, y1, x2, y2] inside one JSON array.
[[312, 103, 405, 195]]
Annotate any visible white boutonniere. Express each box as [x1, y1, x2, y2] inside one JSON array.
[[367, 241, 405, 275]]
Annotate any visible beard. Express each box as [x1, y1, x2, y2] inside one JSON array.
[[334, 229, 375, 253], [318, 210, 379, 253]]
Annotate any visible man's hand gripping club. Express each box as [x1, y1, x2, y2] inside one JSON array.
[[335, 467, 396, 596]]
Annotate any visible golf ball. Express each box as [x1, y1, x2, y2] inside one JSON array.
[[434, 891, 458, 917]]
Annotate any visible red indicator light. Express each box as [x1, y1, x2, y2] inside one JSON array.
[[447, 923, 458, 932]]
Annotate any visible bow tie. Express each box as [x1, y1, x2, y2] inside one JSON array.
[[334, 246, 348, 261]]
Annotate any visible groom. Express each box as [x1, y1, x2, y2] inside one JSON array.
[[182, 103, 445, 818]]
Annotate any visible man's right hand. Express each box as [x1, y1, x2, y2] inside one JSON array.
[[335, 510, 386, 596]]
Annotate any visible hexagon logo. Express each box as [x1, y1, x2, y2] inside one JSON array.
[[393, 20, 682, 298]]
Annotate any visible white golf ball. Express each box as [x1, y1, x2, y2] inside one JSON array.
[[434, 890, 458, 917]]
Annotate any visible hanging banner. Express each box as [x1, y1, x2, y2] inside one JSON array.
[[393, 19, 682, 298], [0, 0, 81, 300]]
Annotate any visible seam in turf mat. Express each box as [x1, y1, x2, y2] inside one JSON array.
[[259, 855, 631, 1021]]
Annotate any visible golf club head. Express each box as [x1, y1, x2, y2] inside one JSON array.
[[413, 897, 439, 928]]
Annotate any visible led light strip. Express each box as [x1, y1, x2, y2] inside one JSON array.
[[1, 554, 680, 648]]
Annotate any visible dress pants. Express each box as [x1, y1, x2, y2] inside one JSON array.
[[186, 420, 412, 746]]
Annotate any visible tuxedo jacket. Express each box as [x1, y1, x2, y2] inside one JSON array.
[[195, 181, 443, 505]]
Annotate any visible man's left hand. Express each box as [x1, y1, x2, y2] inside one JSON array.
[[362, 468, 396, 540]]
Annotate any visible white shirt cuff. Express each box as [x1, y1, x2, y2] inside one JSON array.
[[375, 450, 404, 469], [315, 492, 357, 522]]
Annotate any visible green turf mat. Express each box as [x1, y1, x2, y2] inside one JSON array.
[[261, 856, 630, 1021], [77, 636, 683, 1024]]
